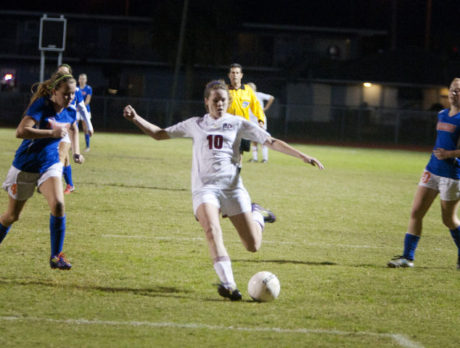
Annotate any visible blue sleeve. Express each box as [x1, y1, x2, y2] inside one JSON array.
[[88, 86, 93, 96]]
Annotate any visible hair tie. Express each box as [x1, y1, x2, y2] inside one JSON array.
[[49, 74, 73, 90]]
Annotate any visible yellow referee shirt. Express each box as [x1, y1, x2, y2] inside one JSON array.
[[227, 84, 266, 124]]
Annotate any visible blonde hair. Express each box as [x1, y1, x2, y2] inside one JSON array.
[[26, 72, 76, 114], [450, 78, 460, 86]]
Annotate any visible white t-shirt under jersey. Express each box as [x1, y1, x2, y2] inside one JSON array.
[[166, 113, 270, 193]]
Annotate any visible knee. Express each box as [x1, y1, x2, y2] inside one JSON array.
[[52, 201, 65, 217], [442, 213, 457, 229], [1, 211, 20, 225], [410, 207, 424, 221], [244, 240, 261, 253], [204, 224, 221, 243]]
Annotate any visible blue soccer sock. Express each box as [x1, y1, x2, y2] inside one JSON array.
[[62, 165, 74, 187], [403, 233, 420, 261], [50, 214, 66, 257], [449, 227, 460, 257], [85, 134, 90, 148], [0, 223, 11, 244]]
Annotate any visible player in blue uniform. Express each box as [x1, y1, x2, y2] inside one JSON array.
[[57, 65, 93, 194], [388, 78, 460, 269], [78, 73, 93, 152], [0, 72, 84, 269]]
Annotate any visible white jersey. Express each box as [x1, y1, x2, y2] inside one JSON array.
[[166, 113, 270, 193], [256, 91, 273, 107]]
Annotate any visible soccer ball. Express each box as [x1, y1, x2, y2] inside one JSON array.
[[247, 271, 280, 302]]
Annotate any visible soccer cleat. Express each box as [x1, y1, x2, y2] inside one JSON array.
[[84, 147, 90, 153], [261, 159, 268, 163], [248, 158, 257, 163], [251, 203, 276, 223], [50, 252, 72, 270], [217, 284, 242, 301], [387, 256, 414, 268], [64, 184, 75, 194]]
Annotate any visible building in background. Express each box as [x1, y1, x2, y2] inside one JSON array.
[[0, 10, 456, 145]]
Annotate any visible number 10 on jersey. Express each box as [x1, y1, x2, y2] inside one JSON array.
[[207, 135, 223, 149]]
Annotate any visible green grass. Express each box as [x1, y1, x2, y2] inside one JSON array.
[[0, 127, 459, 347]]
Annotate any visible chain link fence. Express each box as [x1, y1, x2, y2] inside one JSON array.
[[0, 92, 437, 146]]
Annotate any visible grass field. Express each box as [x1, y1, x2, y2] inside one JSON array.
[[0, 127, 459, 347]]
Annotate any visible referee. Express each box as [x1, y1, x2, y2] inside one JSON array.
[[227, 63, 266, 164]]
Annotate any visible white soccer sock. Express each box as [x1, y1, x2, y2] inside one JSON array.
[[213, 257, 236, 288], [252, 211, 265, 231], [252, 145, 258, 161], [262, 145, 268, 161]]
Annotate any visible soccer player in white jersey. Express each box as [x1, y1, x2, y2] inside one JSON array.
[[123, 80, 324, 301], [247, 82, 275, 163]]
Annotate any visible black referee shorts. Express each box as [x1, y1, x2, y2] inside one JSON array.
[[239, 139, 251, 153]]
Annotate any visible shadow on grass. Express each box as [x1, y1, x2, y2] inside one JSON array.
[[0, 278, 191, 299], [233, 259, 337, 266]]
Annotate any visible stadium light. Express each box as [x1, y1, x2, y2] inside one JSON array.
[[3, 73, 13, 81], [363, 82, 372, 88]]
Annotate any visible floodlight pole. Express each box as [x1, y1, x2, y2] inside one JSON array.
[[167, 0, 189, 125], [40, 51, 45, 83]]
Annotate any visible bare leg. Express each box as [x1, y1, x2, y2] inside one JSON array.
[[39, 176, 65, 217], [440, 199, 460, 229], [408, 185, 438, 236], [0, 196, 27, 226], [196, 203, 240, 298], [58, 142, 71, 165], [0, 196, 27, 243], [229, 211, 262, 252], [196, 203, 228, 259]]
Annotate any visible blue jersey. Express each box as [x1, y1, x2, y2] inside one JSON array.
[[426, 109, 460, 179], [12, 97, 77, 173], [74, 88, 84, 105], [80, 85, 92, 112]]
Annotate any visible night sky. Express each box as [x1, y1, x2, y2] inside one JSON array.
[[2, 0, 460, 54]]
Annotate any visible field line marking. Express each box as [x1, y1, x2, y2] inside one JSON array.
[[0, 316, 423, 348]]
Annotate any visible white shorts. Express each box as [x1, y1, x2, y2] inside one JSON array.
[[77, 111, 91, 121], [419, 170, 460, 201], [2, 163, 63, 200], [192, 186, 252, 217], [61, 134, 71, 144]]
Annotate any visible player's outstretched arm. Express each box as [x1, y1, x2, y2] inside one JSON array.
[[264, 137, 324, 169], [69, 122, 84, 164], [123, 105, 170, 140], [77, 101, 94, 136]]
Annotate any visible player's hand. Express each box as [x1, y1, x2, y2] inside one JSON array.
[[258, 120, 264, 128], [123, 105, 138, 121], [51, 126, 68, 139], [73, 153, 84, 164], [301, 154, 324, 169], [433, 148, 452, 160]]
